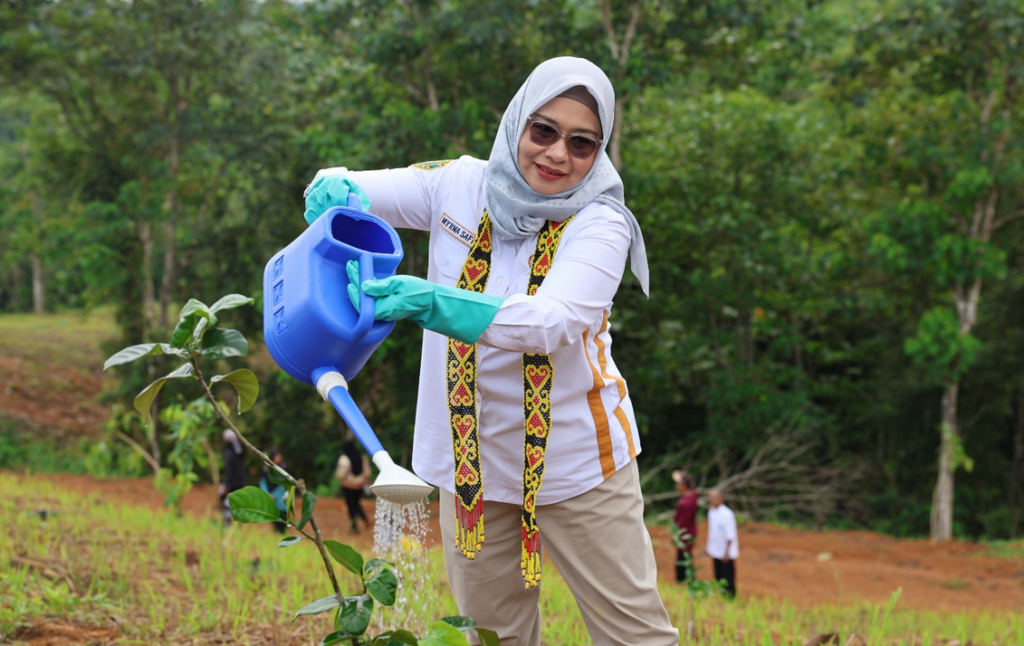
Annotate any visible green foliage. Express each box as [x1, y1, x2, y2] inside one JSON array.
[[4, 0, 1023, 545], [104, 292, 491, 644], [904, 307, 982, 383]]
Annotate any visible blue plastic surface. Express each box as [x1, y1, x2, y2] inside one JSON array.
[[263, 196, 403, 455]]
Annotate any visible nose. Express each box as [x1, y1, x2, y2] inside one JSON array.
[[544, 136, 569, 163]]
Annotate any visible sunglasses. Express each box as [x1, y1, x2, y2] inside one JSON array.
[[526, 116, 603, 159]]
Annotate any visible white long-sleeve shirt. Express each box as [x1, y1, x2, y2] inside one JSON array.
[[705, 504, 740, 560], [320, 156, 641, 505]]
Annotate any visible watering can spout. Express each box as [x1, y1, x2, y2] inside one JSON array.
[[370, 452, 434, 505], [314, 370, 433, 506]]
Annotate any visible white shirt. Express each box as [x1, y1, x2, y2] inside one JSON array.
[[705, 504, 739, 560], [317, 156, 642, 505]]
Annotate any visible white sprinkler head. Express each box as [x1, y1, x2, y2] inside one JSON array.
[[370, 451, 433, 505]]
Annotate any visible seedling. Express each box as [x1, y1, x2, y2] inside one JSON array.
[[105, 294, 497, 646]]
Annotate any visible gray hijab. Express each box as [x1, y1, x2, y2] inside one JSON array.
[[484, 57, 650, 296]]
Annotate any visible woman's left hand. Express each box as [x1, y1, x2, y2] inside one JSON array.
[[303, 175, 371, 225]]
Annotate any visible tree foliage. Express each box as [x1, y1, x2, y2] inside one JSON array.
[[3, 0, 1024, 539]]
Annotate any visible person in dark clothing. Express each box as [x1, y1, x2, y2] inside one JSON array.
[[259, 448, 289, 534], [672, 469, 699, 583], [336, 437, 371, 534], [218, 429, 247, 526]]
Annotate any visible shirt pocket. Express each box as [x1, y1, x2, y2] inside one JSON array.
[[432, 231, 471, 282]]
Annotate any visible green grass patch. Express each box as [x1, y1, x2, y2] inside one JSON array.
[[2, 472, 1022, 645], [984, 539, 1024, 559], [0, 309, 116, 371], [0, 418, 91, 475]]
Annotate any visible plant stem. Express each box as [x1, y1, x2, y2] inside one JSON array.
[[190, 356, 344, 601]]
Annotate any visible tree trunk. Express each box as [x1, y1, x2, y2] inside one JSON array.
[[159, 132, 180, 330], [138, 220, 156, 332], [931, 382, 959, 541], [11, 263, 21, 313], [1013, 386, 1024, 536], [30, 254, 44, 314], [599, 0, 642, 171]]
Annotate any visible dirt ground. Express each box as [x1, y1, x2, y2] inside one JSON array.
[[3, 315, 1024, 646], [14, 471, 1024, 616]]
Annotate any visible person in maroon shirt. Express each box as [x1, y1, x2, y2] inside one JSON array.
[[672, 469, 699, 583]]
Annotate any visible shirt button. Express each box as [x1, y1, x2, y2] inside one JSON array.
[[496, 276, 506, 285]]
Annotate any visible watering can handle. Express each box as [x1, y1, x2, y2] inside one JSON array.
[[348, 252, 376, 339], [346, 192, 363, 210]]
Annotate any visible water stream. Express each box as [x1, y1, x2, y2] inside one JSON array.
[[371, 498, 432, 633]]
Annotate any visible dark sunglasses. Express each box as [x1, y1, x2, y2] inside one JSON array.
[[526, 116, 603, 159]]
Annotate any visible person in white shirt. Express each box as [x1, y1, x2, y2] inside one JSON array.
[[704, 488, 739, 598], [303, 57, 677, 646]]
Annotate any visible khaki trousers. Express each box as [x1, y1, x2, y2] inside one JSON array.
[[439, 460, 679, 646]]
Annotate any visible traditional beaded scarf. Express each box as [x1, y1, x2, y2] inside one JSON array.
[[447, 209, 575, 589]]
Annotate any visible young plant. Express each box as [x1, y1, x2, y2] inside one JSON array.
[[671, 524, 725, 643], [104, 294, 498, 646]]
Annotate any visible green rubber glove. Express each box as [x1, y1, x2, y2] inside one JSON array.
[[346, 260, 502, 344], [304, 176, 372, 225]]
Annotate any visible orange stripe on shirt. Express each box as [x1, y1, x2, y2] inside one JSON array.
[[583, 328, 616, 479], [594, 313, 637, 459]]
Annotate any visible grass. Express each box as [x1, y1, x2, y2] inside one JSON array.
[[3, 473, 1022, 645], [0, 309, 116, 370], [984, 539, 1024, 559]]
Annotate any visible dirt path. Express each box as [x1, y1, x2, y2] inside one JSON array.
[[15, 471, 1024, 614]]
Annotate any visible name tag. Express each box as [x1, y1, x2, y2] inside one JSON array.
[[439, 213, 475, 247]]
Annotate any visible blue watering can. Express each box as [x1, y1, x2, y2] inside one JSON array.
[[263, 194, 433, 504]]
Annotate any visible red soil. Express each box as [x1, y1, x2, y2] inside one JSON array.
[[16, 471, 1024, 617]]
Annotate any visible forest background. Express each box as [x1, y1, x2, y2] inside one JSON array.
[[1, 0, 1022, 544]]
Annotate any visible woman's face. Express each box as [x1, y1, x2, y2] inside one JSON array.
[[517, 96, 602, 195]]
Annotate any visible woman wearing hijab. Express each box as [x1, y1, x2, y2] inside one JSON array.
[[335, 436, 371, 534], [304, 57, 677, 646], [218, 429, 247, 526]]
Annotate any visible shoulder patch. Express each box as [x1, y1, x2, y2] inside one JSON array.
[[410, 159, 454, 171]]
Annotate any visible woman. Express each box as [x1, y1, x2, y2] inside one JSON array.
[[335, 436, 371, 534], [218, 429, 247, 527], [304, 57, 677, 646], [258, 448, 289, 534]]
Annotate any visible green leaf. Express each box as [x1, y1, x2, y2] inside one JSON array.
[[418, 620, 471, 646], [170, 299, 217, 348], [371, 630, 418, 646], [104, 343, 187, 370], [199, 328, 249, 360], [319, 631, 358, 646], [210, 369, 259, 412], [268, 467, 291, 487], [297, 491, 317, 531], [475, 628, 500, 646], [210, 294, 255, 314], [364, 562, 398, 606], [293, 594, 341, 621], [439, 617, 497, 646], [228, 486, 282, 523], [133, 363, 195, 425], [278, 536, 302, 547], [324, 540, 363, 576], [335, 594, 373, 635]]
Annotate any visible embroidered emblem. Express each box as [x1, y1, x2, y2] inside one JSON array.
[[444, 209, 575, 589], [439, 213, 476, 247], [410, 159, 454, 170]]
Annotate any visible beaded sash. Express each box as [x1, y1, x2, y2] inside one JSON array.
[[446, 210, 574, 589]]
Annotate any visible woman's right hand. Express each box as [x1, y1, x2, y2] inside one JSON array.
[[303, 175, 371, 225]]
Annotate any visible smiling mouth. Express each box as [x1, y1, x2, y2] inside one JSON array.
[[535, 163, 567, 180]]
